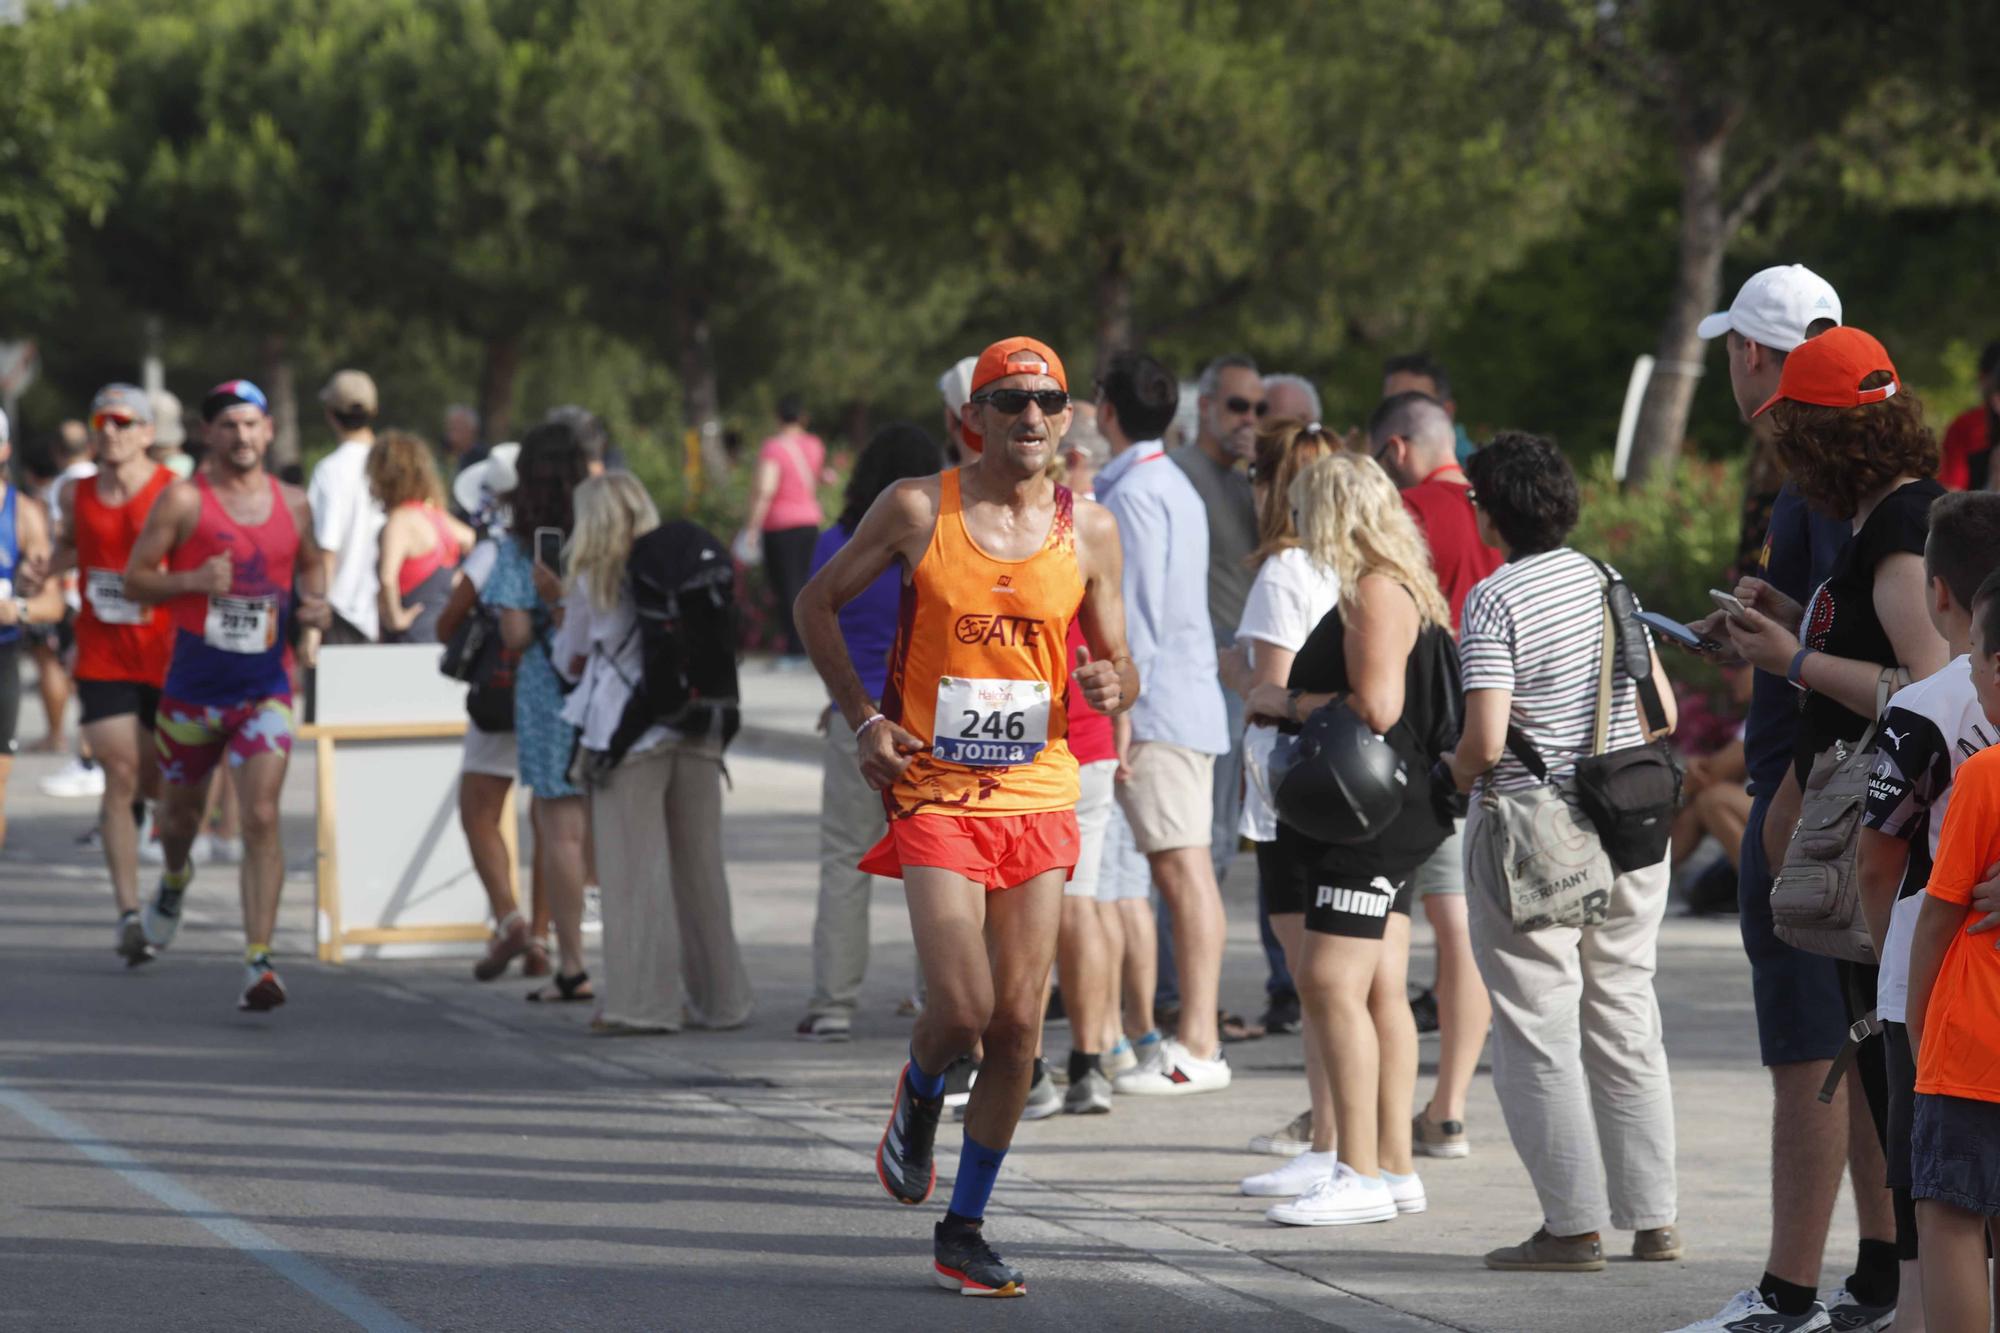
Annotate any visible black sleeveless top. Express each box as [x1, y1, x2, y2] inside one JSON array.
[[1275, 592, 1454, 880]]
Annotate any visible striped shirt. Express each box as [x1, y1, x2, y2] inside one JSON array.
[[1459, 547, 1649, 793]]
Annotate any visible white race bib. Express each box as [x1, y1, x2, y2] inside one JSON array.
[[203, 594, 277, 654], [86, 568, 148, 625], [932, 675, 1051, 767]]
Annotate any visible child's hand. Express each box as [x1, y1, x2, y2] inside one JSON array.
[[1966, 861, 2000, 947]]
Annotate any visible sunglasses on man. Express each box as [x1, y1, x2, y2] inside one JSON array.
[[1224, 396, 1269, 417], [971, 388, 1071, 416], [92, 412, 141, 432]]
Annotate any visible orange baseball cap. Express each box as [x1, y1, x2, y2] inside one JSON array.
[[1753, 325, 1900, 418], [961, 336, 1067, 453]]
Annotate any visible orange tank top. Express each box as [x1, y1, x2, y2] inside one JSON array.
[[881, 469, 1085, 819]]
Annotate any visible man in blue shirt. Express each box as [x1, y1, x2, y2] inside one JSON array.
[[1093, 351, 1233, 1097], [1670, 266, 1896, 1333]]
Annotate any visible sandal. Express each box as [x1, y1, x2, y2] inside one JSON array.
[[1220, 1010, 1266, 1043], [521, 942, 552, 978], [473, 916, 531, 982], [526, 971, 593, 1003]]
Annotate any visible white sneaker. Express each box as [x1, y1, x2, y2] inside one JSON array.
[[1110, 1037, 1231, 1096], [1383, 1169, 1427, 1214], [1662, 1289, 1832, 1332], [1241, 1150, 1334, 1198], [40, 758, 105, 798], [1104, 1036, 1138, 1076], [207, 836, 244, 865], [1265, 1162, 1399, 1227]]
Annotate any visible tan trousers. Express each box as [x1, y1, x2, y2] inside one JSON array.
[[589, 740, 753, 1031], [807, 716, 899, 1018], [1464, 800, 1677, 1236]]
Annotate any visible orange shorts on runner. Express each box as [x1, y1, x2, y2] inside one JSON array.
[[860, 811, 1081, 891]]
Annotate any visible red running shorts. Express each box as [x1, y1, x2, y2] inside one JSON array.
[[859, 810, 1081, 892]]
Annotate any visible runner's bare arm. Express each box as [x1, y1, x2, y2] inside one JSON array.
[[1071, 498, 1137, 716], [16, 493, 76, 596], [122, 481, 215, 602], [796, 476, 936, 732], [9, 497, 64, 626], [796, 476, 937, 790]]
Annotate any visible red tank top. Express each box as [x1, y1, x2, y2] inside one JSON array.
[[165, 476, 298, 646], [396, 503, 461, 597], [73, 466, 176, 684]]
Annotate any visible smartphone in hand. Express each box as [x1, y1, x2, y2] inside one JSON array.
[[1637, 610, 1715, 653], [534, 526, 564, 571], [1709, 588, 1751, 619]]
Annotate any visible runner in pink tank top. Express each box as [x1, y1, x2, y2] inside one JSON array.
[[122, 380, 331, 1014]]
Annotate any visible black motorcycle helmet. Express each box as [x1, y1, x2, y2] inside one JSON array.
[[1271, 701, 1409, 845]]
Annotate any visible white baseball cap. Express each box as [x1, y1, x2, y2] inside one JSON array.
[[937, 356, 978, 414], [1697, 264, 1842, 352]]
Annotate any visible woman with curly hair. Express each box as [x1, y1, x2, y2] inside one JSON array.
[[367, 431, 474, 644], [1238, 452, 1456, 1228]]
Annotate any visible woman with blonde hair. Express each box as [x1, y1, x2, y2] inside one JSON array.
[[1223, 418, 1337, 1161], [552, 472, 753, 1034], [1240, 453, 1456, 1228], [367, 431, 474, 644]]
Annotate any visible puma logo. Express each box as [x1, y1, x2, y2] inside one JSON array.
[[1884, 726, 1908, 751]]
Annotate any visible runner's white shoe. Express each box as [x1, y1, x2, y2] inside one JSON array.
[[1241, 1150, 1333, 1198], [1110, 1037, 1230, 1096], [1266, 1162, 1399, 1227], [115, 912, 155, 967], [142, 874, 189, 951], [238, 961, 287, 1012]]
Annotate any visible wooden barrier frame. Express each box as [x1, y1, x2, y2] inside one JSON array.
[[300, 720, 516, 964]]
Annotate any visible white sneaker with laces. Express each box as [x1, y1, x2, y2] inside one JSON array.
[[1661, 1289, 1832, 1332], [1382, 1169, 1427, 1214], [1265, 1162, 1399, 1227], [1110, 1037, 1230, 1096], [1241, 1150, 1333, 1198]]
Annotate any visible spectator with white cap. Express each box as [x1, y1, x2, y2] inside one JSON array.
[[1666, 263, 1897, 1333], [149, 389, 193, 478], [306, 368, 385, 644], [938, 355, 978, 467]]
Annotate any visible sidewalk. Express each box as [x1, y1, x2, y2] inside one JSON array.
[[0, 725, 1872, 1332]]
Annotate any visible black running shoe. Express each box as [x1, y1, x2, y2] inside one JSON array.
[[940, 1052, 979, 1110], [875, 1063, 942, 1205], [933, 1219, 1026, 1297]]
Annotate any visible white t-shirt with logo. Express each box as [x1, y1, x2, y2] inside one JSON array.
[[1233, 546, 1339, 841], [1862, 655, 1994, 1023], [307, 437, 385, 640]]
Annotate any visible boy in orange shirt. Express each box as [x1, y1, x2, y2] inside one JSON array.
[[1906, 566, 2000, 1331]]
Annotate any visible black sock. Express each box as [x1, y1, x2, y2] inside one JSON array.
[[1846, 1238, 1899, 1306], [941, 1210, 982, 1232], [1067, 1050, 1101, 1084], [132, 798, 147, 830], [1758, 1272, 1817, 1317]]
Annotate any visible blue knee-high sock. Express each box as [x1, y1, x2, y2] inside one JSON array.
[[906, 1043, 946, 1099], [947, 1131, 1006, 1222]]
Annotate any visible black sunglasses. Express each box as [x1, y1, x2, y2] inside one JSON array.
[[1225, 396, 1270, 417], [971, 388, 1070, 415]]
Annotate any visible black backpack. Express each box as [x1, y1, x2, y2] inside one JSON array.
[[440, 605, 520, 734], [599, 520, 742, 769]]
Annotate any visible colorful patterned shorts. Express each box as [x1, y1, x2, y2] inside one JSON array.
[[155, 694, 294, 787]]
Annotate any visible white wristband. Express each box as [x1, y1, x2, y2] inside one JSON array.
[[855, 712, 888, 740]]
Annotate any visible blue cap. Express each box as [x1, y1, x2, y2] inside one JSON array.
[[200, 379, 269, 422]]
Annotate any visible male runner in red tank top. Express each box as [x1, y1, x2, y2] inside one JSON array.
[[123, 381, 331, 1012], [797, 337, 1139, 1297], [19, 384, 177, 965]]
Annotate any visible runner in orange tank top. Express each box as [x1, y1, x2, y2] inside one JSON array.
[[18, 384, 176, 965], [797, 336, 1138, 1297]]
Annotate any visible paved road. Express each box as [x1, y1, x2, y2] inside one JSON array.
[[0, 719, 1878, 1333]]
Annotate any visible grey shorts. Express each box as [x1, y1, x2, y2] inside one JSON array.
[[1066, 760, 1120, 899], [1095, 792, 1152, 903], [1410, 821, 1465, 898]]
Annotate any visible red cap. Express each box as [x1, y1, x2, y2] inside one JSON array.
[[962, 336, 1067, 453], [1753, 325, 1900, 418]]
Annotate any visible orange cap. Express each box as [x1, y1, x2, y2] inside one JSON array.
[[961, 336, 1067, 453], [1753, 325, 1900, 418]]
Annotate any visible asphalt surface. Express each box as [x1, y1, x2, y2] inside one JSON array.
[[0, 701, 1880, 1332]]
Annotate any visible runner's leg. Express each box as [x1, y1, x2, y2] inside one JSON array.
[[232, 747, 290, 950], [904, 864, 998, 1080], [85, 714, 145, 914], [962, 867, 1064, 1151]]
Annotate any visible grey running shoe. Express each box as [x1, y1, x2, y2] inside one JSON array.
[[1662, 1289, 1832, 1331], [1020, 1059, 1061, 1121], [1249, 1108, 1314, 1156], [1820, 1285, 1892, 1332], [933, 1219, 1025, 1297], [874, 1063, 941, 1205], [1412, 1109, 1469, 1158], [1062, 1068, 1112, 1115], [115, 911, 155, 968], [238, 961, 287, 1012], [142, 875, 188, 951]]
